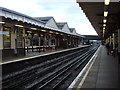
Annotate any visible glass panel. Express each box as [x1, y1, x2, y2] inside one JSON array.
[[27, 33, 32, 46], [16, 29, 23, 48], [51, 39, 55, 45], [46, 38, 49, 46], [4, 42, 11, 48], [3, 27, 11, 48], [33, 35, 39, 46], [40, 38, 44, 46], [17, 42, 23, 48]]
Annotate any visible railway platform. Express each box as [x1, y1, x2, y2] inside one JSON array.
[[69, 45, 119, 89], [1, 45, 89, 63]]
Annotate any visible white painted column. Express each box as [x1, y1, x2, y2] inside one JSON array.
[[109, 36, 112, 45], [49, 36, 51, 47], [11, 26, 16, 49], [112, 33, 115, 50], [0, 17, 3, 88], [0, 19, 3, 49], [39, 37, 41, 47], [22, 28, 25, 48], [0, 17, 3, 61]]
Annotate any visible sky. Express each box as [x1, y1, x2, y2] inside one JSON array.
[[0, 0, 98, 35]]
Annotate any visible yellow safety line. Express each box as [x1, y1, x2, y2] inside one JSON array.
[[76, 46, 100, 89]]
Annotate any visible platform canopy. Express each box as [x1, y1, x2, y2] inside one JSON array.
[[77, 0, 120, 39]]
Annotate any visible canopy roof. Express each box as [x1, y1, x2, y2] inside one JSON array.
[[77, 0, 120, 39], [0, 7, 83, 37]]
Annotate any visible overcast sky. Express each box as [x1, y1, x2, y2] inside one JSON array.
[[0, 0, 98, 35]]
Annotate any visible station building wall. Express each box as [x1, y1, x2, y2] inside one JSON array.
[[0, 21, 81, 60], [1, 23, 25, 60]]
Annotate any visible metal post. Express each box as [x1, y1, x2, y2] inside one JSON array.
[[110, 36, 112, 46], [112, 33, 115, 50], [112, 33, 116, 57], [0, 16, 3, 90], [0, 17, 3, 61], [32, 33, 34, 52], [23, 28, 26, 55]]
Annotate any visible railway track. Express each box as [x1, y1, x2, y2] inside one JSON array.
[[2, 45, 99, 89]]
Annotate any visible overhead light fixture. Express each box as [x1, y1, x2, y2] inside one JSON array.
[[104, 11, 108, 17], [31, 28, 37, 30], [27, 31, 32, 33], [41, 34, 43, 36], [103, 27, 105, 30], [103, 24, 106, 27], [34, 34, 38, 36], [0, 21, 5, 24], [15, 24, 24, 27], [103, 19, 107, 23], [41, 30, 46, 32], [56, 32, 59, 34], [49, 31, 54, 33], [104, 0, 110, 5]]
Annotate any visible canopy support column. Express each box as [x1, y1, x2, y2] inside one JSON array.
[[0, 17, 3, 61]]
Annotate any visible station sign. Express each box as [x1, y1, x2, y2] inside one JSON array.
[[0, 31, 9, 35]]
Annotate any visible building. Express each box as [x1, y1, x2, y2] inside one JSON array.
[[0, 7, 83, 60]]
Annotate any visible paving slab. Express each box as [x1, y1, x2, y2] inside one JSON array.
[[80, 46, 119, 89]]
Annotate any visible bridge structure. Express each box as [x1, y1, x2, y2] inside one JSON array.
[[83, 35, 101, 40], [82, 35, 101, 45]]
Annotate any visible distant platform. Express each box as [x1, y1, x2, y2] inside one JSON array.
[[1, 45, 89, 65]]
